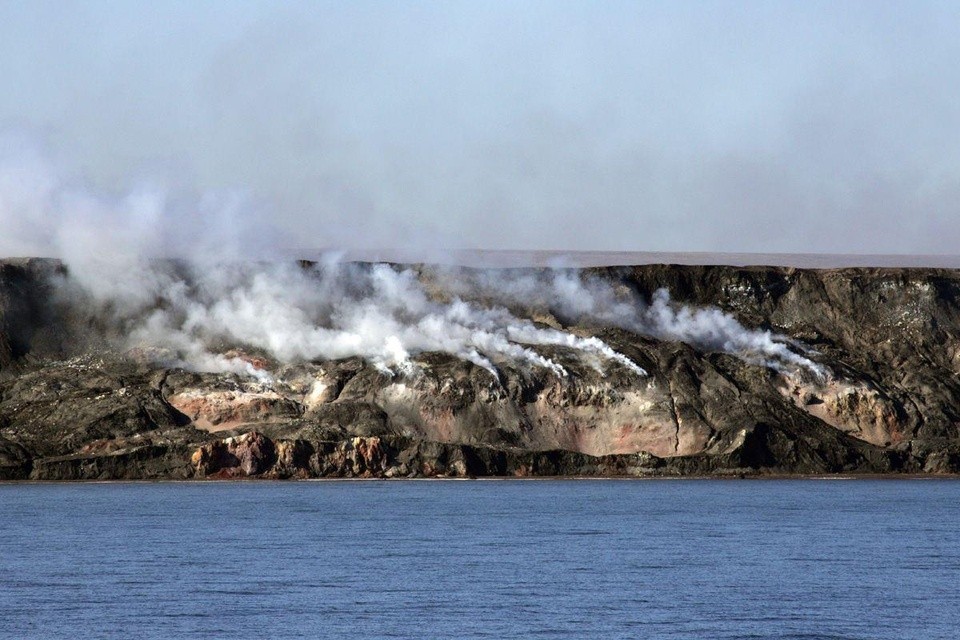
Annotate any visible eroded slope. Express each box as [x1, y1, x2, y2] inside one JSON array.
[[1, 259, 958, 479]]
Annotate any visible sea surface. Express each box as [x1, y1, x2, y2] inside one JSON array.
[[1, 479, 958, 639]]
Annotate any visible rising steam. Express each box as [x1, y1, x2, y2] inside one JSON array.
[[443, 269, 825, 376], [2, 132, 823, 381], [55, 259, 646, 379]]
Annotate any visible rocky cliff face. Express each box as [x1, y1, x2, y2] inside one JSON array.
[[1, 258, 958, 480]]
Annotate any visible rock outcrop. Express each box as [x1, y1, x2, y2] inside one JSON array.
[[2, 259, 959, 480]]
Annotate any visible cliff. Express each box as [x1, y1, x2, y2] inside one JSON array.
[[2, 258, 959, 480]]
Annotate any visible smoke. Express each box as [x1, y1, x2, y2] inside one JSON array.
[[62, 260, 647, 380], [2, 133, 823, 381], [53, 256, 823, 383], [0, 131, 288, 266], [5, 3, 960, 254], [442, 268, 826, 377]]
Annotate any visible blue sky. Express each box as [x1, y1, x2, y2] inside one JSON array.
[[2, 0, 960, 254]]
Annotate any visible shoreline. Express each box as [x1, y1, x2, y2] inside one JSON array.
[[3, 473, 960, 485]]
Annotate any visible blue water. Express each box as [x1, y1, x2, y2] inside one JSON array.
[[1, 479, 958, 639]]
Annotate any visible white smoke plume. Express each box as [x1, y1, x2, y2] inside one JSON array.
[[1, 132, 823, 381], [441, 268, 826, 377], [0, 131, 287, 266], [64, 259, 646, 379]]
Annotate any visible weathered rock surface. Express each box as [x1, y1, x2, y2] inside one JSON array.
[[2, 259, 959, 480]]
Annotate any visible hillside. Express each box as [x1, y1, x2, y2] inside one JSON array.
[[2, 258, 959, 479]]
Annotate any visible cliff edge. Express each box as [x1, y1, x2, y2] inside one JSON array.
[[2, 259, 959, 480]]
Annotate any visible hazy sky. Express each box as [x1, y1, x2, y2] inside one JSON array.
[[2, 0, 960, 254]]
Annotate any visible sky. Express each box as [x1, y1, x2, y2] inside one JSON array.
[[2, 0, 960, 256]]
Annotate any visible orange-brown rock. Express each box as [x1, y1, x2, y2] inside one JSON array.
[[167, 390, 301, 432], [192, 431, 277, 477]]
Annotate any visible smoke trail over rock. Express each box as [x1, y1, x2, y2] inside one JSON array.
[[441, 268, 825, 377], [1, 132, 823, 381], [59, 259, 646, 379], [50, 257, 822, 382]]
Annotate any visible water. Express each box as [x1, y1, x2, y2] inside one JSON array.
[[1, 479, 958, 639]]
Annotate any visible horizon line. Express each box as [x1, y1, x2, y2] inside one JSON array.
[[304, 248, 960, 269]]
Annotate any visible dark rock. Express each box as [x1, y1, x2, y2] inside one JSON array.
[[3, 258, 960, 479], [0, 437, 31, 480]]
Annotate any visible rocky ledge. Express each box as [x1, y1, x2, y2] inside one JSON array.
[[2, 259, 959, 480]]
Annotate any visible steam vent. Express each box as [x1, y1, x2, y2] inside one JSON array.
[[2, 256, 960, 480]]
